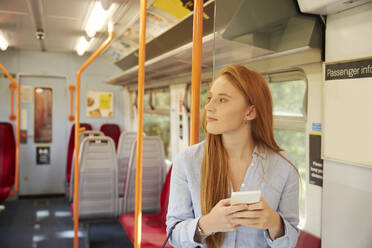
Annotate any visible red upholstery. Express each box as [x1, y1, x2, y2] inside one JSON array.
[[296, 230, 321, 248], [120, 166, 173, 248], [66, 123, 92, 184], [100, 124, 121, 150], [0, 122, 16, 201]]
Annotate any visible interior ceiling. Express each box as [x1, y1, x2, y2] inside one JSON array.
[[0, 0, 185, 56]]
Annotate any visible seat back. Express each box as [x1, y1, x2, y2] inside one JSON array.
[[123, 136, 166, 213], [117, 132, 137, 199], [68, 130, 105, 201], [78, 136, 118, 219], [66, 123, 92, 184], [159, 166, 172, 224], [100, 124, 121, 150], [0, 122, 15, 201], [296, 230, 321, 248]]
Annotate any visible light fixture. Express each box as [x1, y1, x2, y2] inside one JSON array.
[[76, 36, 90, 56], [85, 1, 116, 38], [0, 31, 8, 51]]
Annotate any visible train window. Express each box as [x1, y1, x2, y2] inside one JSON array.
[[34, 87, 53, 143], [268, 72, 307, 228], [143, 88, 171, 158], [269, 80, 307, 117], [199, 83, 210, 141]]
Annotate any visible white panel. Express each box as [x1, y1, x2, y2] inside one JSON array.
[[322, 160, 372, 248], [323, 77, 372, 167], [326, 2, 372, 62], [297, 0, 372, 15]]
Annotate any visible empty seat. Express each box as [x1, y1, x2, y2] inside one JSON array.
[[100, 124, 121, 150], [68, 130, 105, 201], [123, 136, 166, 214], [120, 166, 172, 248], [0, 122, 15, 201], [74, 136, 118, 219], [66, 123, 92, 184], [296, 230, 321, 248]]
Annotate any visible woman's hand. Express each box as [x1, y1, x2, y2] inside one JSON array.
[[230, 197, 284, 240], [198, 198, 248, 235]]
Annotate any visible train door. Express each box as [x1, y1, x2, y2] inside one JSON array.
[[19, 76, 68, 195]]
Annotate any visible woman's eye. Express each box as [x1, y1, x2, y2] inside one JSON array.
[[219, 98, 227, 103], [207, 96, 212, 101]]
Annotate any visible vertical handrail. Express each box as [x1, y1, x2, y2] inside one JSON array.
[[134, 0, 146, 247], [0, 64, 20, 197], [73, 24, 114, 248], [68, 85, 75, 122], [189, 0, 204, 146], [9, 82, 17, 121]]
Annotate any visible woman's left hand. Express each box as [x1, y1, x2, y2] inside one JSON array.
[[230, 197, 284, 240]]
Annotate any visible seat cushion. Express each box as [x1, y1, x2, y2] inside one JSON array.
[[120, 213, 173, 248], [100, 124, 121, 150]]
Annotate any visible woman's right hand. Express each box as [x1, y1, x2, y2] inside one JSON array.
[[198, 198, 248, 235]]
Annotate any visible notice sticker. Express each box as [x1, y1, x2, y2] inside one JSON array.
[[325, 58, 372, 80]]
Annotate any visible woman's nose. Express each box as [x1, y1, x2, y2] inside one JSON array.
[[204, 100, 215, 112]]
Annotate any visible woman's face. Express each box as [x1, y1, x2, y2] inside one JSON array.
[[205, 75, 253, 135]]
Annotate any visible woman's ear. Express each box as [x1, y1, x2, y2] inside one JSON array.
[[245, 105, 256, 121]]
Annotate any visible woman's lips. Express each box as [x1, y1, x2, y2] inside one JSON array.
[[207, 117, 217, 122]]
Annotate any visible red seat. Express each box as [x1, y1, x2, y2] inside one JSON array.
[[65, 123, 92, 184], [120, 166, 173, 248], [0, 122, 16, 201], [296, 230, 321, 248], [100, 124, 121, 150]]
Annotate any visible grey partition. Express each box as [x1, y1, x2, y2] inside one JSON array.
[[123, 136, 166, 213], [78, 136, 118, 219], [68, 130, 104, 201]]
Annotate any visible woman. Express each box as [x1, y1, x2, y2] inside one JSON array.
[[166, 65, 300, 247]]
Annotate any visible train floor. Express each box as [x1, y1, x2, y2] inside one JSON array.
[[0, 196, 133, 248]]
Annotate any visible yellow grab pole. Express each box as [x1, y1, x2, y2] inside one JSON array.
[[134, 1, 146, 247], [0, 64, 20, 197], [73, 24, 114, 248], [189, 0, 204, 146]]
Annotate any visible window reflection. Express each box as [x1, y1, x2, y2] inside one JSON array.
[[34, 87, 53, 143]]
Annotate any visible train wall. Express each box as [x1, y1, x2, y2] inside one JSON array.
[[0, 50, 124, 131], [322, 3, 372, 247]]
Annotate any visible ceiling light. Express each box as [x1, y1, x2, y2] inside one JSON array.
[[76, 36, 90, 56], [0, 31, 8, 51], [85, 1, 116, 38]]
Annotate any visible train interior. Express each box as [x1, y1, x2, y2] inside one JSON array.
[[1, 0, 372, 247]]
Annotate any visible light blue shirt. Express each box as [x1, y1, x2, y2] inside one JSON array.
[[166, 141, 299, 248]]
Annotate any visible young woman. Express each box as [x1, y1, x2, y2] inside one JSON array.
[[166, 65, 300, 248]]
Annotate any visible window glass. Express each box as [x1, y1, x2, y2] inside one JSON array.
[[199, 84, 210, 142], [274, 129, 306, 227], [143, 88, 171, 159], [268, 80, 306, 117], [34, 87, 53, 143]]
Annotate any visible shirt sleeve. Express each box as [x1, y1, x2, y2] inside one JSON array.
[[166, 152, 203, 248], [264, 164, 300, 248]]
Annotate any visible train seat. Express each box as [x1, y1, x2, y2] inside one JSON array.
[[296, 230, 321, 248], [100, 124, 121, 150], [71, 136, 118, 219], [68, 130, 105, 201], [66, 123, 92, 185], [120, 166, 172, 248], [117, 132, 138, 213], [122, 136, 167, 214], [0, 122, 16, 201]]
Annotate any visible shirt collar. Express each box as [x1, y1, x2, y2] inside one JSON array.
[[253, 145, 267, 161]]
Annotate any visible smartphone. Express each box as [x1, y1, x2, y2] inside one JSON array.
[[231, 190, 261, 205]]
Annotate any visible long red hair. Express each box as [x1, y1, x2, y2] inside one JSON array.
[[200, 64, 296, 247]]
